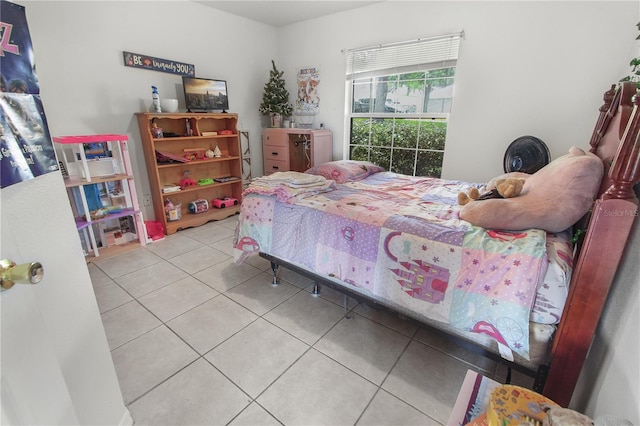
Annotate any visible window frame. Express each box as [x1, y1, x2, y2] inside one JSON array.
[[345, 68, 455, 177], [343, 32, 463, 178]]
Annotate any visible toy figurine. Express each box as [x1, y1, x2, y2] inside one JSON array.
[[179, 171, 197, 190]]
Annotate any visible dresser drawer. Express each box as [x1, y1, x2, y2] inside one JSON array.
[[264, 158, 288, 174], [262, 128, 332, 175], [263, 131, 288, 147], [264, 145, 288, 161]]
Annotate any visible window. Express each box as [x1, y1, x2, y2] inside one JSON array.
[[345, 32, 462, 178]]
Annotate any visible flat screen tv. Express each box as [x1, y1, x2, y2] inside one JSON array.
[[182, 76, 229, 112]]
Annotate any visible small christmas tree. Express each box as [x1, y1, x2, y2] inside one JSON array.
[[259, 60, 293, 122]]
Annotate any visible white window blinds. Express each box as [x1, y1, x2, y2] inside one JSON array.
[[345, 31, 463, 80]]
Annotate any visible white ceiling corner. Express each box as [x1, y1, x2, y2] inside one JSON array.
[[192, 1, 382, 28]]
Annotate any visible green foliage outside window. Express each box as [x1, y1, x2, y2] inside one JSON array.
[[350, 118, 447, 177], [348, 67, 454, 178]]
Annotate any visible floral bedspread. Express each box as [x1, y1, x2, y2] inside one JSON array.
[[234, 172, 548, 359]]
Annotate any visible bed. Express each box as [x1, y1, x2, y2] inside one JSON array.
[[233, 81, 640, 407]]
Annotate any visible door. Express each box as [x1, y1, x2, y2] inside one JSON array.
[[1, 173, 130, 426], [1, 175, 79, 425]]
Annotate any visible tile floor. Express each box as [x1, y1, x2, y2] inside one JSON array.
[[89, 216, 532, 426]]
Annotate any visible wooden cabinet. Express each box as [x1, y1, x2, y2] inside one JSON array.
[[136, 113, 243, 235], [53, 134, 146, 258], [262, 128, 332, 174]]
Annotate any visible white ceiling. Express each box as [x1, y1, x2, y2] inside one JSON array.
[[193, 1, 381, 28]]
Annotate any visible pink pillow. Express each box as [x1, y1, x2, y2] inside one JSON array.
[[460, 147, 603, 232], [305, 160, 384, 184]]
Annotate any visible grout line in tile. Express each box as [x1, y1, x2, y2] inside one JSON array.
[[232, 400, 285, 426], [95, 247, 500, 426], [124, 356, 202, 407], [375, 336, 444, 423], [198, 353, 256, 402], [417, 334, 498, 379], [353, 386, 382, 426], [246, 344, 315, 403], [107, 321, 165, 353], [92, 261, 184, 306]]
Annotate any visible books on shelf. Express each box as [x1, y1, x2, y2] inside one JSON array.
[[201, 131, 218, 136], [162, 185, 181, 193]]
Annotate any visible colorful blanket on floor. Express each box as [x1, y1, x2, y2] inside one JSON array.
[[234, 172, 548, 359]]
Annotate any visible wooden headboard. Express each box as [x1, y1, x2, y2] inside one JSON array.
[[543, 81, 640, 406]]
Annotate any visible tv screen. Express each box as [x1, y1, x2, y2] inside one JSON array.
[[182, 76, 229, 112]]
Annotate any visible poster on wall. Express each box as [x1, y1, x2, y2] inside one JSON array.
[[1, 0, 59, 188], [296, 66, 320, 114]]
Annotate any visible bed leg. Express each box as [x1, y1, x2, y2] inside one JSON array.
[[270, 262, 280, 286], [533, 364, 549, 394], [343, 295, 351, 319], [312, 281, 320, 295]]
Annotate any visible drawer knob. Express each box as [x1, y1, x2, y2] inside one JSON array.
[[272, 152, 278, 156]]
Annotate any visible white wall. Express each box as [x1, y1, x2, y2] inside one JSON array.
[[24, 0, 278, 221], [19, 0, 640, 422], [277, 1, 637, 181]]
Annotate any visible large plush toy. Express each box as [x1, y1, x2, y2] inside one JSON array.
[[458, 177, 527, 206], [460, 146, 604, 233]]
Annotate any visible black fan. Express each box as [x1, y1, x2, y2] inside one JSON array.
[[503, 136, 550, 174]]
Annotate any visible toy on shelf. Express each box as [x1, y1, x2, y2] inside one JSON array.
[[162, 184, 181, 193], [152, 121, 163, 138], [179, 170, 197, 190], [188, 199, 209, 214], [164, 198, 181, 222], [183, 148, 205, 161], [212, 196, 239, 209], [198, 178, 214, 186], [214, 176, 240, 183]]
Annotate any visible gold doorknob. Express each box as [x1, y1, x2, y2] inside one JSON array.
[[0, 259, 44, 291]]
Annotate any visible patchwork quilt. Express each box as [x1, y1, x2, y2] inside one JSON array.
[[234, 172, 550, 360]]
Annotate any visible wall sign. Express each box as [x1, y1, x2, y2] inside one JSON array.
[[123, 51, 195, 76], [1, 0, 59, 189]]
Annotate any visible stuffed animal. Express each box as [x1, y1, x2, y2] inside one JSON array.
[[541, 404, 592, 426], [460, 146, 603, 233], [458, 177, 526, 206]]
